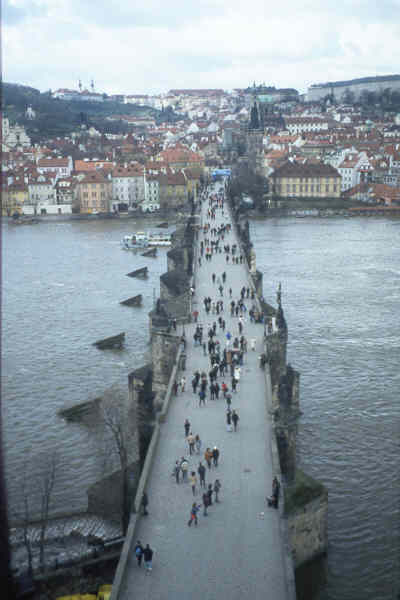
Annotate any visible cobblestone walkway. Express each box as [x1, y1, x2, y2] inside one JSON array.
[[118, 183, 289, 600]]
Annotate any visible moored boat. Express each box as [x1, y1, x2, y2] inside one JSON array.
[[147, 232, 172, 246], [121, 232, 149, 249], [121, 231, 172, 249]]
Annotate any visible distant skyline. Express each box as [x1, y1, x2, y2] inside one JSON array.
[[3, 0, 400, 96]]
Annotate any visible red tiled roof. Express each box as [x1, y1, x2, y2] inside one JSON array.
[[37, 158, 69, 167], [272, 161, 340, 178]]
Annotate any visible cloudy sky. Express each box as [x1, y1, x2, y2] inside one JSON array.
[[3, 0, 400, 96]]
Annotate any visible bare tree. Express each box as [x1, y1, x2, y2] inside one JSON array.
[[11, 450, 59, 574], [98, 385, 139, 535], [11, 462, 34, 576], [38, 452, 57, 572]]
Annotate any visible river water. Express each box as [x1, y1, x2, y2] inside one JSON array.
[[2, 217, 171, 520], [251, 216, 400, 600], [2, 215, 399, 598]]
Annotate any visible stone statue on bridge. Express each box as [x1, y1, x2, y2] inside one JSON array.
[[250, 248, 256, 273], [276, 282, 282, 307]]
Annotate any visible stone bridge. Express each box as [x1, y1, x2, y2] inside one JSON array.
[[110, 181, 300, 600]]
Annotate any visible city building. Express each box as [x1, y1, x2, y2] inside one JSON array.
[[27, 175, 56, 211], [75, 170, 112, 213], [159, 171, 188, 210], [306, 74, 400, 102], [143, 174, 160, 212], [2, 117, 31, 149], [284, 117, 330, 135], [37, 156, 73, 178], [270, 161, 341, 199], [111, 164, 145, 212]]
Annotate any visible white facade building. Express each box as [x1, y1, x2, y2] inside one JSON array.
[[28, 176, 56, 208], [284, 117, 329, 135], [335, 151, 371, 191], [37, 156, 73, 178], [111, 166, 146, 211], [143, 175, 160, 211], [2, 117, 31, 149]]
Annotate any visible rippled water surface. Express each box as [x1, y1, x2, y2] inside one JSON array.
[[2, 216, 399, 598], [2, 218, 169, 518], [251, 217, 400, 600]]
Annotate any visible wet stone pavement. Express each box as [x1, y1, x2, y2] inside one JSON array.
[[118, 185, 289, 600]]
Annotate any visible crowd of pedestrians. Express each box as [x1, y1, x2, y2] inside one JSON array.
[[133, 180, 280, 572]]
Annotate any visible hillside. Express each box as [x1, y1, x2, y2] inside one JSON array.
[[2, 83, 178, 142]]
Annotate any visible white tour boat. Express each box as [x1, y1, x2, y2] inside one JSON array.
[[121, 231, 172, 249]]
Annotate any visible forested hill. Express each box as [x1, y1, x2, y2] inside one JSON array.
[[2, 82, 177, 142]]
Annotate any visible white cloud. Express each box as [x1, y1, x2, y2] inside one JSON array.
[[3, 0, 400, 95]]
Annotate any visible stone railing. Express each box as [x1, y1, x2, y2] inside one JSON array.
[[110, 344, 183, 600]]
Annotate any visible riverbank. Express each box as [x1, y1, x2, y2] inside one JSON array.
[[4, 210, 190, 225], [248, 206, 400, 219]]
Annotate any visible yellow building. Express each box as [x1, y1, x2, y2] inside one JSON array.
[[4, 182, 29, 215], [75, 171, 112, 213], [183, 167, 202, 201], [159, 172, 188, 209], [270, 161, 341, 199]]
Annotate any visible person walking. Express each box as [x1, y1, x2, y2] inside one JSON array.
[[187, 432, 195, 455], [184, 419, 190, 437], [189, 471, 197, 496], [143, 544, 153, 572], [210, 382, 215, 401], [199, 388, 206, 407], [181, 457, 189, 482], [173, 460, 181, 484], [173, 380, 179, 396], [214, 479, 221, 503], [267, 476, 280, 509], [212, 446, 220, 467], [232, 409, 239, 432], [188, 502, 200, 527], [198, 462, 206, 488], [234, 366, 241, 383], [134, 541, 144, 567], [202, 492, 209, 516], [207, 483, 213, 506], [195, 434, 202, 454], [204, 447, 213, 470], [141, 491, 149, 516], [226, 410, 232, 432], [180, 376, 186, 392]]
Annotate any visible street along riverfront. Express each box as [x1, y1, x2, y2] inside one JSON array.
[[117, 183, 292, 600]]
